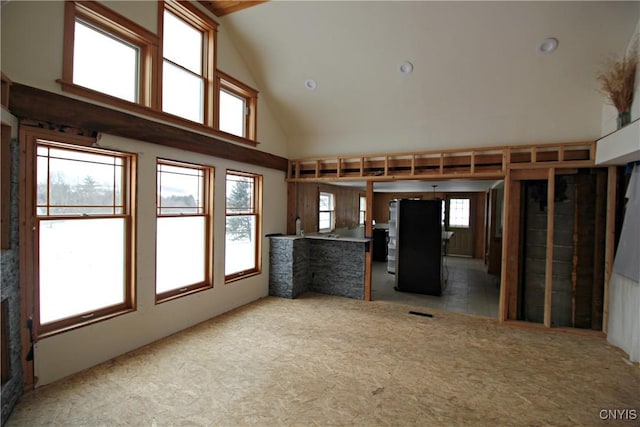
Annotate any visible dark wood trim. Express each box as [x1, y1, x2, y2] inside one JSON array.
[[9, 83, 288, 172], [18, 127, 35, 391], [1, 72, 12, 109], [1, 125, 11, 250], [364, 181, 374, 301]]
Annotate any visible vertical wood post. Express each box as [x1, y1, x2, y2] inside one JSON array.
[[498, 171, 511, 322], [364, 181, 374, 301], [544, 168, 555, 327], [286, 182, 297, 235]]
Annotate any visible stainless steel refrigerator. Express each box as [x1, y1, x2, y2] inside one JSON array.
[[394, 199, 443, 296]]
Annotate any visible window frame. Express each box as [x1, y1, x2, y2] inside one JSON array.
[[216, 70, 258, 141], [60, 1, 158, 109], [59, 2, 258, 147], [448, 197, 471, 228], [23, 129, 136, 338], [359, 195, 366, 226], [155, 158, 214, 303], [159, 0, 218, 127], [224, 170, 262, 283], [319, 191, 336, 232]]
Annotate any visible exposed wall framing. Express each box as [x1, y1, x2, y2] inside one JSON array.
[[287, 141, 595, 182], [500, 167, 611, 334]]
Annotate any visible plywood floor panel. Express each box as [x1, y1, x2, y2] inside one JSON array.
[[7, 294, 639, 426]]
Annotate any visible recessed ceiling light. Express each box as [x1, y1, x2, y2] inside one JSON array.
[[304, 79, 317, 90], [398, 61, 413, 75], [538, 37, 558, 55]]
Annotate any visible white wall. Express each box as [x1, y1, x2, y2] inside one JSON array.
[[1, 1, 288, 385], [601, 17, 640, 136], [35, 136, 287, 385], [603, 15, 640, 363]]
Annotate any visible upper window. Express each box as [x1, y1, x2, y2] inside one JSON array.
[[161, 0, 217, 125], [217, 71, 258, 141], [62, 1, 156, 106], [225, 171, 262, 281], [319, 192, 335, 232], [156, 160, 213, 302], [73, 20, 139, 102], [61, 2, 260, 145], [448, 198, 470, 228], [35, 139, 135, 336]]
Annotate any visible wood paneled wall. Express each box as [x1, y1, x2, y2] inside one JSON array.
[[373, 191, 485, 259], [292, 183, 364, 234], [373, 192, 445, 224]]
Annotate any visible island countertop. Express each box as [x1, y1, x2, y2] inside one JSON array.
[[269, 234, 371, 243], [268, 234, 369, 300]]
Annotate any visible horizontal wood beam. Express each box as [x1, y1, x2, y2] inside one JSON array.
[[9, 83, 288, 172]]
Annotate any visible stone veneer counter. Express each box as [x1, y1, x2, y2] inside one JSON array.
[[269, 235, 370, 300]]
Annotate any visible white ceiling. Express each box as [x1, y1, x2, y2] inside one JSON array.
[[220, 1, 639, 159]]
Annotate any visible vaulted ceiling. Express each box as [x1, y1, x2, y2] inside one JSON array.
[[218, 1, 638, 159]]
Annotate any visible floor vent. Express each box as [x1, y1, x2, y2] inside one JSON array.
[[408, 310, 434, 318]]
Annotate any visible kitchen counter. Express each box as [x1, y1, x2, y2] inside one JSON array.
[[268, 235, 370, 299]]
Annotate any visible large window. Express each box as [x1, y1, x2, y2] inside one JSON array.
[[161, 0, 217, 125], [319, 192, 335, 232], [448, 198, 470, 228], [225, 171, 262, 281], [35, 140, 134, 336], [156, 160, 213, 301], [61, 1, 156, 107], [217, 71, 258, 141]]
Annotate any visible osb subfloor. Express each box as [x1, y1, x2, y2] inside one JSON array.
[[7, 294, 640, 426]]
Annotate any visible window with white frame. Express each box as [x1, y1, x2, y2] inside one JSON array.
[[319, 192, 335, 232], [156, 160, 213, 301], [359, 196, 366, 225], [161, 0, 217, 125], [225, 171, 262, 281], [448, 198, 470, 228], [35, 140, 134, 336]]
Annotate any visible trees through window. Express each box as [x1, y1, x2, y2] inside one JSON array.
[[156, 160, 213, 301], [35, 140, 134, 336], [225, 171, 261, 281]]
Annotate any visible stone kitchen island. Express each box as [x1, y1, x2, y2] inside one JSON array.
[[268, 235, 370, 300]]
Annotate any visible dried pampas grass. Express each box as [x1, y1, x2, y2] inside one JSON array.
[[597, 44, 637, 114]]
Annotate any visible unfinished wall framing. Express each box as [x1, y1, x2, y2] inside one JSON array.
[[500, 167, 614, 333]]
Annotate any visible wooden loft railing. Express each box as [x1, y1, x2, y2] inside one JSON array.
[[287, 141, 596, 182]]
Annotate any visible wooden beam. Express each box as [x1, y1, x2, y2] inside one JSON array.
[[602, 166, 617, 334], [498, 170, 512, 322], [198, 1, 267, 17], [286, 182, 297, 235], [9, 83, 288, 172], [544, 168, 555, 328]]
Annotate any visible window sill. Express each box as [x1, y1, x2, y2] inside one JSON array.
[[225, 270, 261, 284], [37, 306, 136, 339], [57, 79, 259, 148], [155, 283, 213, 305]]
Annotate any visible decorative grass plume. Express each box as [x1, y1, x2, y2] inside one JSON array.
[[597, 42, 637, 114]]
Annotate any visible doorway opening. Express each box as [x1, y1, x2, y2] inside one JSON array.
[[370, 179, 503, 318]]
